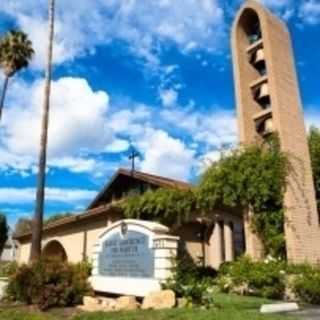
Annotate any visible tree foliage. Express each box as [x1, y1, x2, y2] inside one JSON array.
[[309, 126, 320, 211], [0, 213, 9, 256], [122, 188, 197, 226], [0, 30, 34, 122], [0, 30, 34, 77], [198, 140, 289, 257], [14, 218, 32, 237]]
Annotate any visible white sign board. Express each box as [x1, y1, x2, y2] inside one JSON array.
[[90, 219, 179, 297]]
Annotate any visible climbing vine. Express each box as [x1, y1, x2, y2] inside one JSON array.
[[197, 137, 289, 258], [308, 126, 320, 212], [122, 136, 289, 258], [121, 188, 197, 226]]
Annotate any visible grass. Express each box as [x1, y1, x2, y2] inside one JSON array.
[[0, 293, 297, 320]]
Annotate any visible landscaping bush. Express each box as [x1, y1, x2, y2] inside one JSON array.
[[163, 256, 217, 308], [0, 261, 18, 277], [217, 256, 286, 299], [291, 266, 320, 305], [216, 256, 320, 304], [5, 260, 92, 310]]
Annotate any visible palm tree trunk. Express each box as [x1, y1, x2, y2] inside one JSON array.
[[0, 75, 9, 123], [30, 0, 55, 262]]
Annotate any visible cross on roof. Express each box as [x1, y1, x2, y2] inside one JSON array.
[[128, 144, 141, 173]]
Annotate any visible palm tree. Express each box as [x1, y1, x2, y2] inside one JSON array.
[[0, 30, 34, 122], [30, 0, 55, 262]]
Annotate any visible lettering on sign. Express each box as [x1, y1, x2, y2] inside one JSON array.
[[98, 229, 154, 278], [153, 239, 166, 249]]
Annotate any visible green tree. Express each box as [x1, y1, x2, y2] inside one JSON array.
[[13, 218, 32, 237], [309, 126, 320, 211], [0, 30, 34, 122], [30, 0, 55, 262], [0, 213, 9, 257]]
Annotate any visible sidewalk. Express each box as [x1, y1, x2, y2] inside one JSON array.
[[289, 307, 320, 320]]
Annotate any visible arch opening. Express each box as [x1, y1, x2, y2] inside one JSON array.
[[238, 8, 262, 44], [42, 240, 68, 262]]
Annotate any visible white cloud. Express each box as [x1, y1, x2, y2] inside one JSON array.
[[0, 76, 114, 175], [109, 105, 151, 137], [0, 187, 97, 205], [0, 0, 226, 69], [197, 149, 222, 173], [256, 0, 295, 20], [137, 128, 196, 181], [299, 1, 320, 25], [0, 75, 200, 181], [161, 108, 238, 149], [105, 139, 130, 153], [160, 89, 178, 107]]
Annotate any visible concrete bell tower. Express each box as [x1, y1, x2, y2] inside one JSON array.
[[231, 0, 320, 263]]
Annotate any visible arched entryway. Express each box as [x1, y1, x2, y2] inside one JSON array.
[[42, 240, 67, 262]]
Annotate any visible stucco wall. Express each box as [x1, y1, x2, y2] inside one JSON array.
[[17, 211, 244, 269], [17, 212, 122, 264]]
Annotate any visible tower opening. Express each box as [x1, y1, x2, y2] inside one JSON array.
[[239, 9, 262, 45], [249, 48, 266, 76]]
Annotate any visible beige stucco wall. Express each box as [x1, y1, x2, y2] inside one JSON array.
[[17, 210, 244, 270], [175, 222, 204, 264], [17, 212, 122, 264]]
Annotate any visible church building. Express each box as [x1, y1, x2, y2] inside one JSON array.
[[16, 168, 244, 269], [15, 0, 320, 266]]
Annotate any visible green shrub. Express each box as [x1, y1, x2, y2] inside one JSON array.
[[163, 256, 217, 307], [217, 257, 320, 303], [217, 256, 286, 299], [0, 261, 18, 277], [5, 260, 92, 310], [291, 267, 320, 305]]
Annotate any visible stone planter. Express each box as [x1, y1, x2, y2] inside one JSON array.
[[0, 277, 8, 300]]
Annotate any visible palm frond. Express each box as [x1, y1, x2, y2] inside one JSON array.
[[0, 30, 34, 77]]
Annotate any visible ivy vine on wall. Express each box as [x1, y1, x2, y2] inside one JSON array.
[[121, 188, 197, 226], [121, 136, 289, 258], [197, 138, 289, 258]]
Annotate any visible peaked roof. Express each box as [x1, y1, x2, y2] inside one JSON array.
[[15, 169, 192, 240], [87, 168, 192, 210]]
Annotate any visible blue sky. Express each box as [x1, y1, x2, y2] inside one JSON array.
[[0, 0, 319, 227]]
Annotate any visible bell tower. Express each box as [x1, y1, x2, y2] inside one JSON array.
[[231, 0, 320, 263]]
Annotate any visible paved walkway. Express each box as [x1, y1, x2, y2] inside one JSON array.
[[288, 308, 320, 320]]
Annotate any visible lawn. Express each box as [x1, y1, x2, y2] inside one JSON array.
[[0, 293, 297, 320]]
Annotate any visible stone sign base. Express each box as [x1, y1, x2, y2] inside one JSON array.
[[89, 219, 179, 297], [90, 277, 161, 297]]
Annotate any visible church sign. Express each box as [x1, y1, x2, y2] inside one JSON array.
[[98, 225, 154, 278], [90, 219, 179, 297]]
